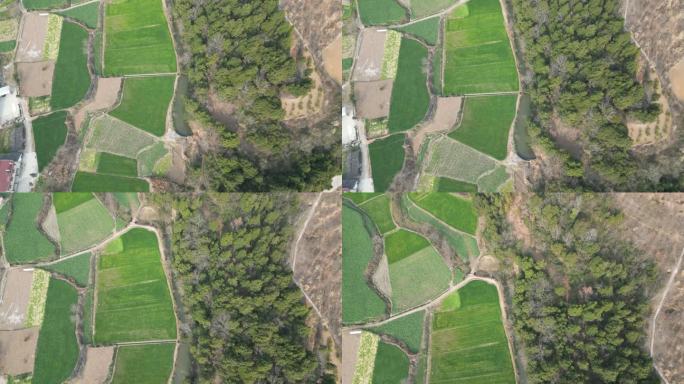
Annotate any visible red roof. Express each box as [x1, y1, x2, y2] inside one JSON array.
[[0, 160, 14, 192]]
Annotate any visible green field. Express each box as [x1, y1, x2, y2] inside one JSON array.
[[95, 228, 176, 344], [357, 194, 396, 234], [387, 38, 430, 132], [113, 192, 140, 212], [409, 192, 478, 234], [22, 0, 67, 10], [369, 134, 405, 192], [433, 42, 443, 94], [56, 194, 115, 253], [59, 2, 99, 28], [0, 40, 15, 52], [86, 114, 156, 158], [410, 0, 462, 18], [50, 21, 90, 110], [430, 280, 515, 384], [342, 203, 387, 324], [52, 192, 92, 213], [384, 229, 430, 263], [402, 194, 479, 262], [389, 246, 451, 312], [344, 193, 382, 205], [478, 165, 510, 192], [96, 152, 138, 177], [104, 0, 177, 75], [425, 136, 498, 184], [394, 16, 440, 45], [72, 172, 149, 192], [372, 341, 410, 383], [448, 95, 517, 160], [357, 0, 407, 26], [436, 177, 478, 192], [110, 76, 175, 136], [111, 343, 175, 384], [41, 252, 91, 287], [4, 194, 55, 264], [32, 278, 79, 384], [443, 0, 518, 94], [368, 310, 424, 353], [32, 111, 67, 171], [137, 141, 168, 176]]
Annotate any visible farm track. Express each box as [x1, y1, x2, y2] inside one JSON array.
[[292, 192, 325, 320]]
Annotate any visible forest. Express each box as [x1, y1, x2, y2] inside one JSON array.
[[168, 193, 327, 382], [173, 0, 339, 191], [510, 0, 682, 191], [478, 193, 660, 383]]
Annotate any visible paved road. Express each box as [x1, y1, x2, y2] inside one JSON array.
[[15, 98, 37, 192]]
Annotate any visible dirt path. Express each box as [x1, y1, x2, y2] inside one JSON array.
[[292, 192, 325, 320], [650, 246, 684, 384]]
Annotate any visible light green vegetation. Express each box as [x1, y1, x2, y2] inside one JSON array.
[[53, 192, 93, 213], [443, 0, 518, 94], [448, 95, 517, 160], [32, 278, 79, 384], [365, 118, 388, 138], [22, 0, 67, 10], [344, 193, 382, 205], [451, 3, 470, 17], [110, 76, 175, 136], [0, 40, 15, 52], [41, 252, 91, 287], [357, 0, 407, 26], [59, 2, 99, 28], [436, 177, 478, 192], [357, 194, 396, 234], [50, 21, 90, 110], [380, 30, 401, 80], [104, 0, 177, 75], [78, 148, 99, 172], [86, 114, 156, 158], [416, 354, 427, 384], [42, 14, 62, 60], [432, 42, 443, 94], [411, 0, 463, 18], [0, 18, 17, 41], [29, 96, 51, 115], [372, 341, 410, 383], [425, 136, 498, 184], [82, 286, 94, 344], [389, 246, 451, 312], [394, 17, 440, 45], [352, 332, 379, 384], [137, 142, 168, 176], [95, 228, 176, 344], [402, 195, 479, 262], [96, 152, 138, 177], [93, 30, 102, 75], [368, 310, 424, 353], [342, 203, 387, 324], [25, 269, 49, 327], [111, 343, 175, 384], [0, 200, 9, 226], [56, 194, 115, 253], [387, 38, 429, 132], [477, 165, 510, 192], [430, 280, 515, 384], [369, 134, 405, 192], [113, 192, 140, 212], [384, 229, 430, 263], [32, 111, 67, 171], [4, 194, 55, 264], [440, 290, 460, 311], [408, 192, 478, 234], [72, 172, 149, 192]]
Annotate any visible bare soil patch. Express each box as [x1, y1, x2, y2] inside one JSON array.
[[371, 254, 392, 299], [352, 29, 387, 82], [614, 193, 684, 384], [293, 192, 341, 343], [341, 331, 361, 384], [353, 80, 393, 119], [281, 0, 341, 59], [282, 66, 325, 120], [40, 203, 61, 244], [477, 255, 500, 273], [668, 58, 684, 101], [0, 327, 39, 375], [73, 77, 122, 132], [17, 61, 54, 97], [70, 346, 114, 384], [322, 34, 342, 84], [16, 13, 48, 62], [409, 96, 462, 156], [0, 269, 33, 330]]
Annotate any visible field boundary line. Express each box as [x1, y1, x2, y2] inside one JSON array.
[[61, 0, 100, 11], [355, 193, 384, 207], [114, 339, 177, 346], [385, 0, 469, 29], [650, 246, 683, 384], [121, 72, 177, 78]]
